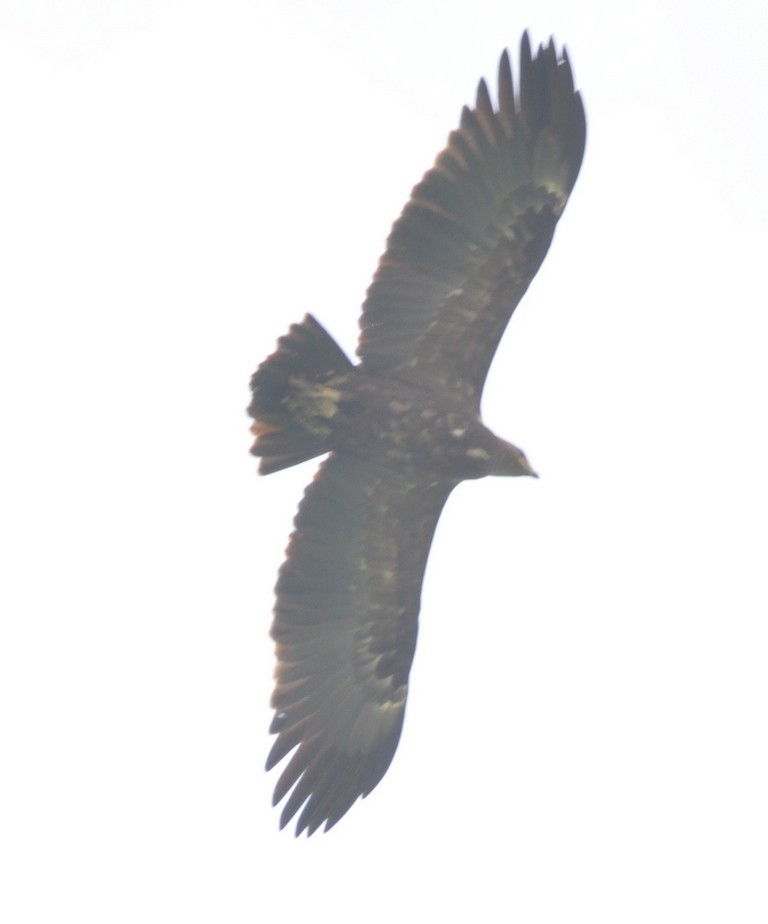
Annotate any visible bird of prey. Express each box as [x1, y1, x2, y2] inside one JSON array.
[[248, 32, 585, 835]]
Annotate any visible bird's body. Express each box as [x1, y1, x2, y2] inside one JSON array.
[[249, 32, 586, 835], [255, 320, 534, 481]]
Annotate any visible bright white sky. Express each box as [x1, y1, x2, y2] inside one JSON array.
[[2, 1, 767, 920]]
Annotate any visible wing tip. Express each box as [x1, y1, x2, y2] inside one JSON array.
[[514, 29, 586, 191]]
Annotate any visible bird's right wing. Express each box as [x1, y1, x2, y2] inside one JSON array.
[[357, 33, 585, 408]]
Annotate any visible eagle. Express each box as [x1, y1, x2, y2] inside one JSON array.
[[249, 32, 585, 835]]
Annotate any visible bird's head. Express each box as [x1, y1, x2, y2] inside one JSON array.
[[490, 437, 538, 478]]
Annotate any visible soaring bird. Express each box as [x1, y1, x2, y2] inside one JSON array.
[[249, 32, 586, 835]]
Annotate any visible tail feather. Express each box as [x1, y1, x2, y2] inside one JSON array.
[[249, 315, 354, 475]]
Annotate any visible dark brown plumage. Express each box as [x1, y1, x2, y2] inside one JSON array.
[[249, 32, 586, 835]]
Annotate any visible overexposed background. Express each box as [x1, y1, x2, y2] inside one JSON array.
[[2, 1, 767, 920]]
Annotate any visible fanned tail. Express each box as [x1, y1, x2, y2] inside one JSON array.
[[248, 314, 354, 475]]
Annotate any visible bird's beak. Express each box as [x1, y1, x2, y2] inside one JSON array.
[[517, 452, 538, 478]]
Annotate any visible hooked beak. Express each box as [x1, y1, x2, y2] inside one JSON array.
[[520, 457, 539, 479]]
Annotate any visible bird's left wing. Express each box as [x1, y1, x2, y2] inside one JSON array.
[[267, 452, 455, 835]]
